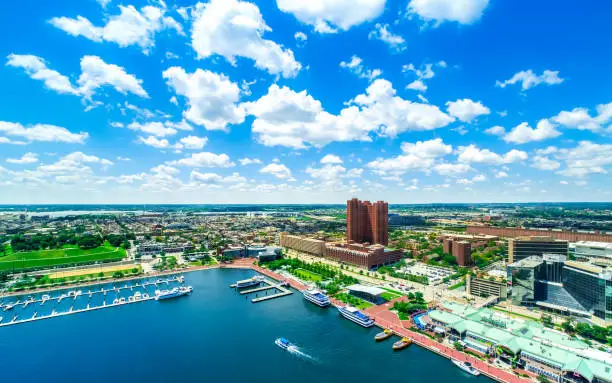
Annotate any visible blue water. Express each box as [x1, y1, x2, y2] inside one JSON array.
[[0, 269, 487, 382]]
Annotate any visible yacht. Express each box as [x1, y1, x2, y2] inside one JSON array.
[[41, 294, 50, 304], [177, 276, 185, 283], [235, 275, 265, 288], [118, 297, 126, 304], [452, 360, 481, 376], [337, 305, 375, 327], [375, 329, 393, 341], [3, 302, 17, 311], [133, 292, 143, 301], [392, 337, 412, 350], [155, 286, 193, 301], [275, 337, 293, 350], [302, 289, 331, 307]]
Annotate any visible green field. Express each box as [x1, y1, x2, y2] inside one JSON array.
[[380, 291, 403, 301], [0, 243, 127, 272], [293, 268, 323, 282]]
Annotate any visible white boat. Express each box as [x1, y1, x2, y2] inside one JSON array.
[[3, 302, 17, 311], [235, 275, 265, 288], [155, 286, 193, 300], [143, 293, 150, 299], [302, 289, 331, 307], [41, 294, 50, 303], [337, 305, 375, 327], [133, 292, 143, 301], [275, 337, 293, 350], [112, 298, 119, 304], [452, 360, 481, 376], [119, 297, 126, 304], [177, 276, 185, 283]]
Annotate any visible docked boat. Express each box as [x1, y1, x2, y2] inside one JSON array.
[[302, 289, 331, 307], [452, 360, 481, 376], [41, 294, 50, 302], [375, 329, 393, 341], [235, 275, 265, 288], [3, 302, 17, 311], [275, 337, 293, 350], [337, 305, 375, 327], [133, 292, 143, 301], [177, 276, 185, 283], [392, 337, 412, 350], [155, 286, 193, 301], [119, 297, 126, 304]]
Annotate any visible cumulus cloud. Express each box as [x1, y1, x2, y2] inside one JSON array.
[[552, 102, 612, 133], [496, 69, 564, 91], [368, 138, 452, 177], [321, 154, 343, 164], [368, 23, 406, 52], [260, 163, 293, 180], [163, 67, 245, 131], [178, 136, 208, 150], [171, 152, 235, 168], [294, 32, 307, 43], [433, 163, 472, 176], [555, 141, 612, 177], [485, 125, 505, 136], [495, 171, 509, 178], [190, 171, 246, 185], [244, 80, 453, 149], [191, 0, 301, 78], [402, 61, 445, 93], [446, 98, 490, 123], [7, 54, 148, 101], [457, 145, 528, 165], [239, 158, 262, 165], [503, 119, 561, 144], [0, 121, 88, 144], [531, 155, 561, 171], [127, 121, 178, 137], [277, 0, 385, 33], [6, 152, 39, 164], [49, 4, 183, 54], [340, 56, 382, 81], [407, 0, 489, 25]]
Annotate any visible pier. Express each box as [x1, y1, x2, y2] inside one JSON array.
[[0, 275, 185, 328], [230, 275, 293, 303]]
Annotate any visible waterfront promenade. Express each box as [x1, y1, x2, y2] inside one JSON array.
[[229, 258, 531, 383]]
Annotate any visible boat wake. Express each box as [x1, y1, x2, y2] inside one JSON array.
[[287, 345, 317, 363]]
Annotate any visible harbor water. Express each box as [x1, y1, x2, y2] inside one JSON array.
[[0, 268, 488, 382]]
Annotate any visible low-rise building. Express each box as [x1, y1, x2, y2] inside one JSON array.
[[325, 243, 402, 269], [279, 232, 326, 256], [466, 274, 507, 299]]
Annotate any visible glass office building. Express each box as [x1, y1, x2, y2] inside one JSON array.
[[563, 262, 612, 321], [508, 256, 546, 306], [507, 236, 568, 263]]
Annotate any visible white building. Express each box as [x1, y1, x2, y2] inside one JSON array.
[[573, 241, 612, 260]]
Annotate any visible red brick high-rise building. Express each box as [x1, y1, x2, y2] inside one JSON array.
[[346, 198, 389, 246]]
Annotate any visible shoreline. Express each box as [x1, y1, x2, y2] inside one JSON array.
[[1, 258, 530, 383]]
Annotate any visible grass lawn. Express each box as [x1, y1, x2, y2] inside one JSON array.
[[0, 242, 127, 272], [380, 291, 402, 301], [11, 266, 142, 291], [293, 268, 323, 282], [334, 292, 373, 309], [449, 281, 466, 290]]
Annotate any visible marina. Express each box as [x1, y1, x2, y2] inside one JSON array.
[[0, 276, 188, 327]]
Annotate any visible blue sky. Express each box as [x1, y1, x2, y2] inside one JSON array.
[[1, 0, 611, 204]]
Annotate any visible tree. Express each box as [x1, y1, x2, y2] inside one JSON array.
[[453, 341, 464, 351], [78, 235, 101, 250], [536, 375, 551, 383], [561, 320, 574, 333]]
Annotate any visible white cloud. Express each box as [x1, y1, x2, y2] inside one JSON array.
[[163, 67, 244, 131], [495, 171, 509, 178], [407, 0, 489, 25], [239, 158, 262, 165], [6, 152, 39, 164], [190, 171, 246, 185], [178, 136, 208, 150], [294, 32, 307, 42], [406, 80, 427, 92], [0, 121, 88, 144], [368, 138, 452, 176], [244, 80, 453, 149], [401, 138, 452, 158], [531, 155, 561, 171], [485, 125, 505, 136], [556, 141, 612, 177], [260, 163, 292, 179], [458, 145, 528, 165], [433, 163, 472, 176], [78, 55, 148, 99], [191, 0, 301, 78], [128, 122, 177, 137], [137, 136, 176, 149], [171, 152, 235, 168], [49, 4, 183, 54], [446, 98, 490, 123], [276, 0, 385, 33], [340, 55, 382, 81], [552, 102, 612, 133], [368, 23, 406, 52], [496, 69, 564, 91], [503, 119, 561, 144], [7, 54, 148, 101], [6, 54, 79, 95], [321, 154, 343, 164]]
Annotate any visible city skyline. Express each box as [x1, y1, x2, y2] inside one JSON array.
[[1, 0, 612, 204]]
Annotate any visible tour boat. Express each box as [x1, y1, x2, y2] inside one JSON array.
[[452, 360, 481, 376], [275, 337, 293, 350], [375, 329, 393, 341], [337, 305, 375, 327], [302, 289, 331, 307], [392, 337, 412, 350], [235, 275, 265, 288]]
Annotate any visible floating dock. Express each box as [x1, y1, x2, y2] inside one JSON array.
[[230, 275, 293, 303]]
